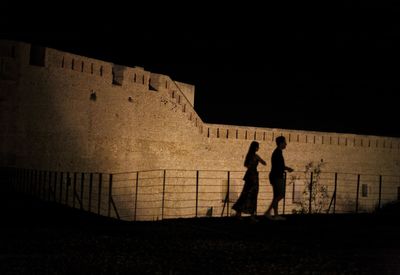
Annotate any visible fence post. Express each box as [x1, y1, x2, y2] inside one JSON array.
[[53, 171, 57, 202], [79, 173, 83, 210], [333, 173, 337, 214], [59, 172, 63, 203], [195, 170, 199, 218], [65, 172, 70, 205], [161, 170, 166, 220], [108, 174, 113, 217], [73, 172, 77, 208], [356, 174, 360, 213], [309, 172, 313, 214], [38, 171, 42, 199], [98, 173, 102, 215], [283, 172, 286, 214], [48, 171, 52, 201], [29, 170, 34, 196], [89, 173, 93, 212], [43, 171, 47, 200], [378, 175, 382, 209], [227, 171, 230, 217], [134, 172, 139, 221]]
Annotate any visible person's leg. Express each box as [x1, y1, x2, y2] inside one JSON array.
[[272, 198, 279, 216]]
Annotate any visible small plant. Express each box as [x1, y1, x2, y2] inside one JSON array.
[[290, 160, 329, 213]]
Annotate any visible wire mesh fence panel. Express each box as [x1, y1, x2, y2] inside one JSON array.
[[5, 168, 400, 220], [356, 174, 381, 213], [198, 170, 229, 217], [336, 173, 359, 213], [134, 170, 163, 221], [381, 175, 400, 207], [163, 170, 197, 219], [111, 172, 137, 221], [256, 171, 273, 215]]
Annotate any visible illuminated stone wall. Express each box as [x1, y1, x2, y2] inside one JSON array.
[[1, 40, 399, 220]]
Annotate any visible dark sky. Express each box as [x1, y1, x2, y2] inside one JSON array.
[[2, 1, 400, 137]]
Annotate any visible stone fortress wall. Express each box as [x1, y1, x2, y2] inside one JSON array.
[[1, 40, 399, 220]]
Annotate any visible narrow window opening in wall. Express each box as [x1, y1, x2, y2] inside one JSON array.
[[361, 184, 368, 197], [236, 130, 238, 139], [226, 130, 229, 138], [71, 59, 75, 70], [81, 62, 84, 72], [61, 57, 64, 68], [217, 128, 220, 138], [100, 66, 103, 76], [165, 81, 168, 88], [313, 136, 316, 144], [207, 128, 210, 138], [149, 84, 157, 91], [183, 104, 186, 112], [245, 131, 248, 140], [11, 46, 15, 58], [112, 65, 123, 86], [133, 73, 136, 82], [128, 96, 133, 102], [195, 118, 198, 127], [90, 91, 97, 101], [178, 95, 181, 104], [272, 132, 275, 141], [29, 45, 46, 66], [172, 91, 175, 98], [142, 75, 145, 84], [254, 131, 257, 140], [263, 132, 266, 141], [91, 63, 94, 74], [288, 134, 291, 142]]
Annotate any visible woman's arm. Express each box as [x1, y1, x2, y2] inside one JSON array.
[[256, 154, 267, 166]]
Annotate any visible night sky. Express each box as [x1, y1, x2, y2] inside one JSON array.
[[2, 2, 400, 137]]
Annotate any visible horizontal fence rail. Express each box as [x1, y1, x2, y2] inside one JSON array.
[[2, 167, 400, 221]]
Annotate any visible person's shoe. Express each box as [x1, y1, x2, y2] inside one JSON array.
[[274, 215, 286, 221], [264, 212, 274, 220], [249, 216, 259, 223]]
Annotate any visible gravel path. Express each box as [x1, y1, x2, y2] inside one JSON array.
[[1, 191, 399, 274]]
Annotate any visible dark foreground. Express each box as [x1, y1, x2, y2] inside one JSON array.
[[1, 189, 400, 274]]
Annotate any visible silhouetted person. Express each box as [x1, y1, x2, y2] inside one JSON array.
[[232, 141, 266, 222], [264, 136, 293, 221]]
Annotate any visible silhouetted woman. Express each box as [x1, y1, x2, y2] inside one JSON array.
[[232, 141, 266, 221]]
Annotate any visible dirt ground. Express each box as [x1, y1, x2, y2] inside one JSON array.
[[1, 189, 399, 274]]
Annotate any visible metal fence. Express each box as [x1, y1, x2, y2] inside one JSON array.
[[2, 167, 399, 221]]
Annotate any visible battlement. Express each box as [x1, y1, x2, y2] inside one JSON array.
[[0, 40, 194, 102], [203, 123, 400, 151], [1, 39, 399, 177]]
